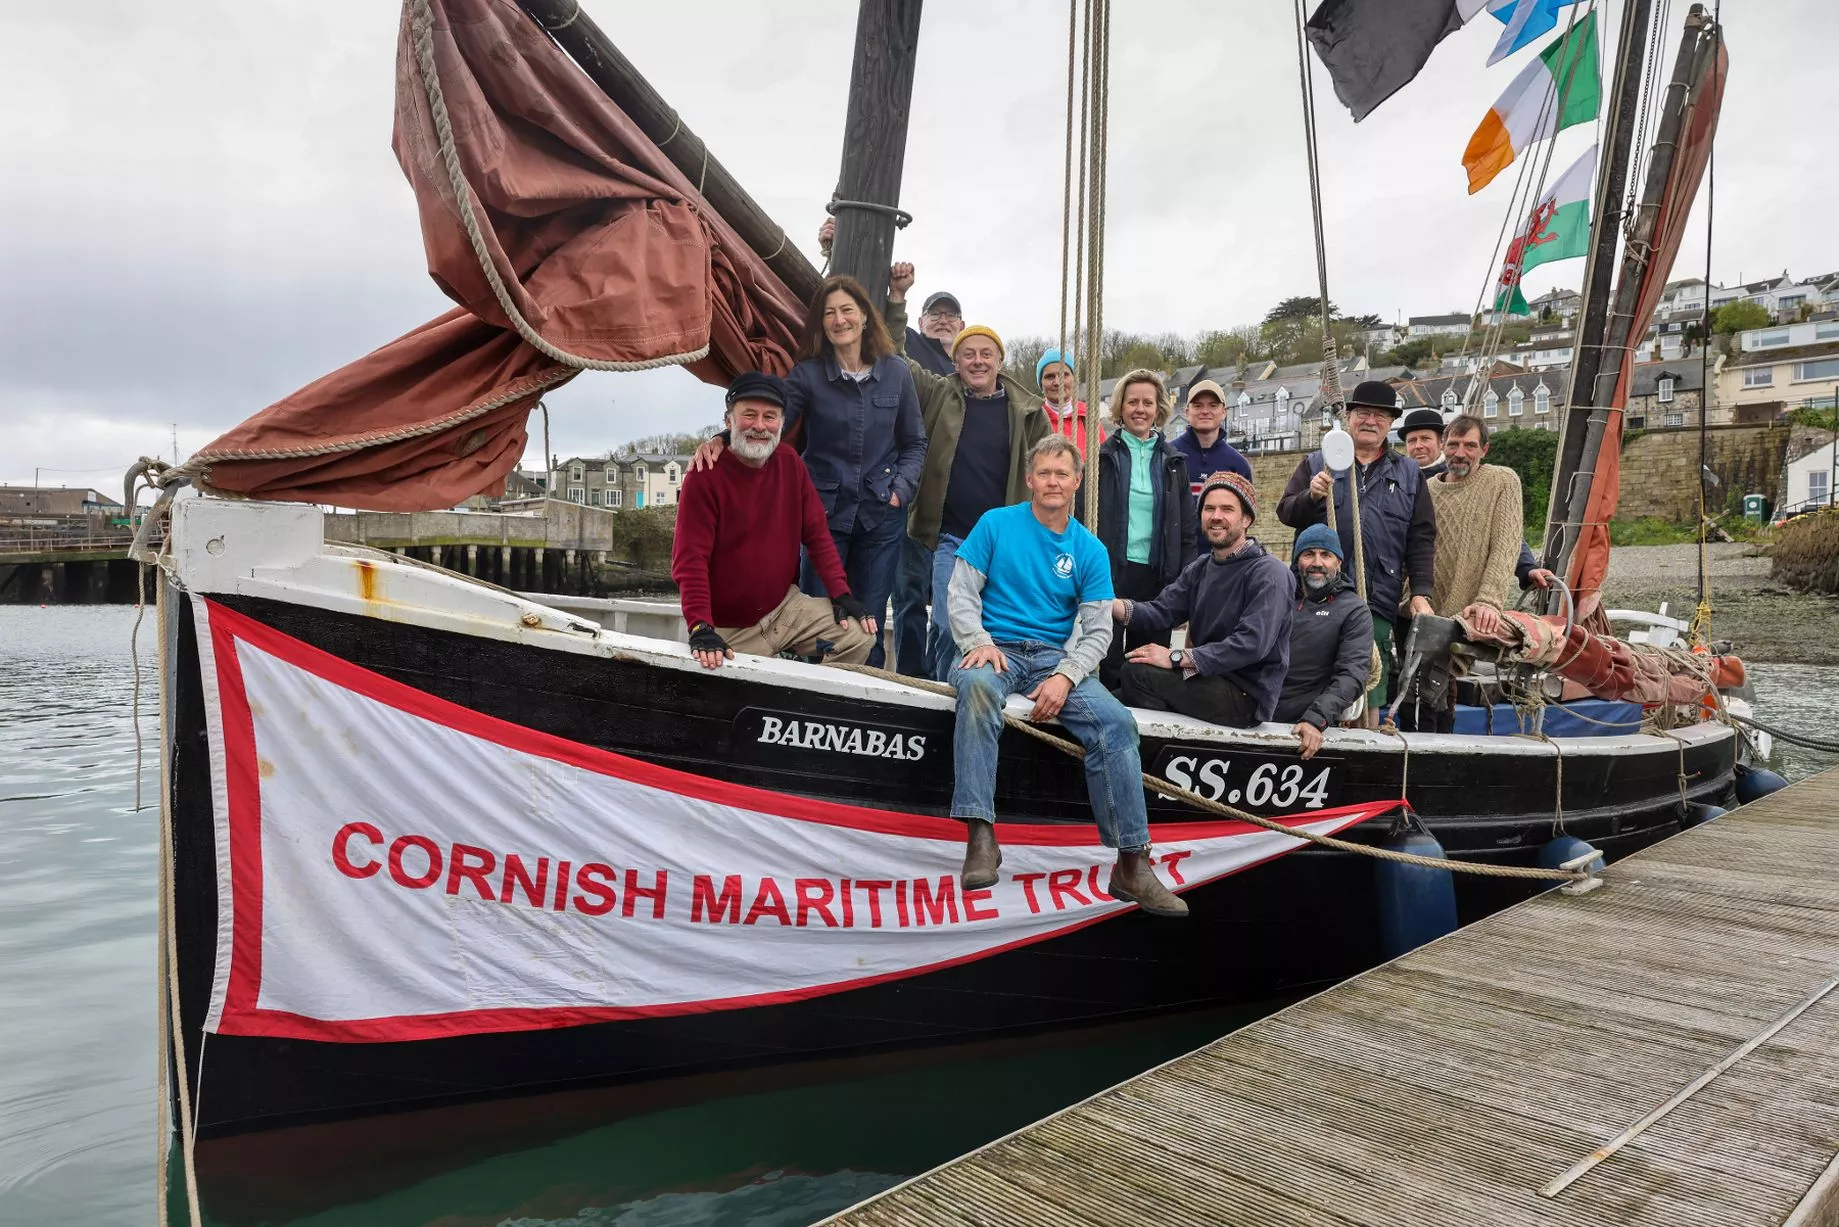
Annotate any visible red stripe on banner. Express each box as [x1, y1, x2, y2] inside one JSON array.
[[208, 806, 1378, 1043], [207, 607, 267, 1027], [199, 599, 1392, 845]]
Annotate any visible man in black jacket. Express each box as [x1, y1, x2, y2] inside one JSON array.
[[1277, 380, 1435, 721], [1275, 524, 1374, 760], [1113, 473, 1291, 727]]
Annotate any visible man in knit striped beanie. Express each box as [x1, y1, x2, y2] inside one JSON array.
[[1112, 468, 1291, 728]]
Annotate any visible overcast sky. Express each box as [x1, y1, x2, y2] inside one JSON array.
[[4, 0, 1831, 489]]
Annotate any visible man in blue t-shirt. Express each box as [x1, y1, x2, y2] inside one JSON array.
[[943, 435, 1188, 918]]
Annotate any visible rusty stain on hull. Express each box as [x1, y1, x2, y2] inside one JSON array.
[[356, 559, 380, 604]]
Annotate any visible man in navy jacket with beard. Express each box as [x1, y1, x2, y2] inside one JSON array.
[[1111, 472, 1292, 728]]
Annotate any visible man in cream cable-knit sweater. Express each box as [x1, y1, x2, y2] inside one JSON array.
[[1408, 414, 1524, 730]]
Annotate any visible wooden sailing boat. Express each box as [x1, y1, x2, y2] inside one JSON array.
[[148, 0, 1745, 1139]]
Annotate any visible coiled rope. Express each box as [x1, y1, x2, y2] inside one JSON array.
[[834, 663, 1588, 884], [406, 0, 708, 373]]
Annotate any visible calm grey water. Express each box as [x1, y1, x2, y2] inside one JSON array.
[[1, 606, 1834, 1226]]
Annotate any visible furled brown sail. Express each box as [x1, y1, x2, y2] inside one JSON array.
[[188, 0, 804, 511], [1564, 15, 1727, 611]]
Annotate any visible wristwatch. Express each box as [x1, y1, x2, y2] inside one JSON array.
[[1169, 649, 1185, 669]]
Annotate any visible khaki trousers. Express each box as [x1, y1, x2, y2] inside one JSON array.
[[718, 586, 873, 665]]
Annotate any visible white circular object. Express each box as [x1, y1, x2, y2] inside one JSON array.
[[1321, 426, 1356, 472]]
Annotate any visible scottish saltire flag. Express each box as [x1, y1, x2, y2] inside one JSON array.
[[1487, 0, 1587, 65], [1495, 144, 1597, 315]]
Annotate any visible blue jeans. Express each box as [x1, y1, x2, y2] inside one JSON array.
[[948, 643, 1151, 851], [801, 508, 904, 669], [926, 533, 965, 682], [892, 528, 933, 678]]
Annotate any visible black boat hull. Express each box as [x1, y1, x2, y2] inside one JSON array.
[[167, 591, 1735, 1136]]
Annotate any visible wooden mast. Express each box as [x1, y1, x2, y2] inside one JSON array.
[[1540, 0, 1653, 573], [1546, 5, 1720, 583], [826, 0, 924, 307], [516, 0, 824, 305]]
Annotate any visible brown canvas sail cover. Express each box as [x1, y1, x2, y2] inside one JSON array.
[[188, 0, 804, 511], [1566, 31, 1727, 608]]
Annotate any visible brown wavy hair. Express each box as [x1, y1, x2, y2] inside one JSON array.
[[797, 275, 896, 364]]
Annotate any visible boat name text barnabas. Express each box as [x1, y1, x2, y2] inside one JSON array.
[[754, 714, 928, 760]]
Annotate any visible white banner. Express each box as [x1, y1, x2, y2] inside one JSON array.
[[192, 598, 1393, 1043]]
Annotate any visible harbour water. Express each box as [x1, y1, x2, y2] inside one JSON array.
[[1, 605, 1833, 1226]]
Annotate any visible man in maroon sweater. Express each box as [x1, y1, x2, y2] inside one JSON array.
[[672, 372, 877, 669]]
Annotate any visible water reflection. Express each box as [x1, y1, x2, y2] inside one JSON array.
[[182, 1007, 1265, 1226]]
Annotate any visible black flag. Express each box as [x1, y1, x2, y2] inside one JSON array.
[[1307, 0, 1473, 122]]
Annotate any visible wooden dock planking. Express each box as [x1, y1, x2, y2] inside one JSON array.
[[825, 769, 1839, 1226]]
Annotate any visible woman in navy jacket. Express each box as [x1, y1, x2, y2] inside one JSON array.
[[783, 275, 927, 668], [1096, 369, 1197, 691]]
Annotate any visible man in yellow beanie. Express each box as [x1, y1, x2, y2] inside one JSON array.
[[888, 262, 1050, 679]]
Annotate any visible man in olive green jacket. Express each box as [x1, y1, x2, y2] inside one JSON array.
[[887, 263, 1050, 679]]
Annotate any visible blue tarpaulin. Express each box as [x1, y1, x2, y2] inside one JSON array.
[[1453, 699, 1644, 737]]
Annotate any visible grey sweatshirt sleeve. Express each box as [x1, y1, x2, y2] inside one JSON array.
[[947, 557, 994, 655], [1054, 601, 1114, 687], [1302, 600, 1375, 729]]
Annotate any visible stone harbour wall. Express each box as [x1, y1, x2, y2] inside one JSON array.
[[1772, 508, 1839, 594], [1615, 422, 1793, 521]]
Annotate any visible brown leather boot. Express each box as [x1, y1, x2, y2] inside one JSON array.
[[961, 819, 1001, 891], [1108, 849, 1189, 918]]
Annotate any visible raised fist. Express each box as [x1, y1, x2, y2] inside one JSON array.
[[889, 262, 916, 295]]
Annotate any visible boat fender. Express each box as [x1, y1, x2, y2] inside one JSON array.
[[1537, 835, 1604, 875], [1733, 764, 1788, 805], [1375, 811, 1459, 960], [1679, 802, 1726, 828]]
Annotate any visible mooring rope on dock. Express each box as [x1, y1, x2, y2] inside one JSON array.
[[1729, 712, 1839, 755], [150, 573, 204, 1227], [834, 663, 1589, 885]]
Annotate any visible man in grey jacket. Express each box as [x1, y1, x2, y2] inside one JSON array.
[[945, 435, 1187, 918], [1274, 524, 1374, 760]]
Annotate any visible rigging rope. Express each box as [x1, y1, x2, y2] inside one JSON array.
[[1073, 0, 1111, 532], [1056, 0, 1079, 378], [831, 663, 1591, 884], [1292, 0, 1345, 416], [1457, 0, 1596, 395]]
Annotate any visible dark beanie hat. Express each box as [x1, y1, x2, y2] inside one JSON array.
[[1399, 407, 1446, 437], [1347, 380, 1402, 416], [725, 371, 788, 409], [1199, 471, 1259, 522]]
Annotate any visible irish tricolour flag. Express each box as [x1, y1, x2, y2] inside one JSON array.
[[1495, 143, 1596, 316], [1463, 10, 1599, 193]]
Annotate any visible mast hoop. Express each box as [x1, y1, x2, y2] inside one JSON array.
[[824, 195, 913, 229]]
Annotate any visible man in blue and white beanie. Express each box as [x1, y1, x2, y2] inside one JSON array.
[[1274, 523, 1374, 759]]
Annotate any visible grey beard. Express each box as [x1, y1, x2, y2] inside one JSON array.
[[1303, 572, 1331, 591], [731, 432, 781, 462]]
